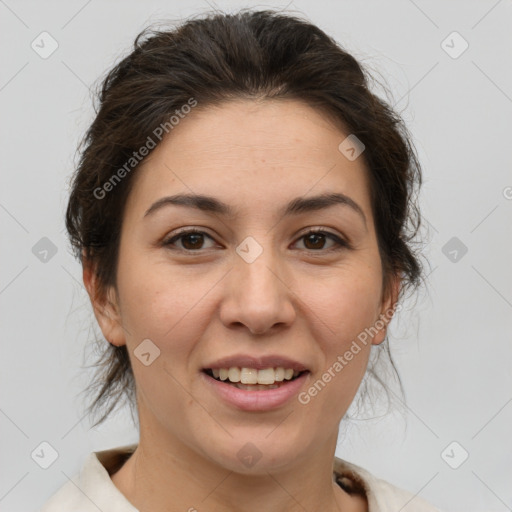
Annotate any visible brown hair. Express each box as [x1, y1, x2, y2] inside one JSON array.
[[66, 8, 425, 427]]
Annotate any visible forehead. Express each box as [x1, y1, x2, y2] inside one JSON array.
[[125, 99, 373, 222]]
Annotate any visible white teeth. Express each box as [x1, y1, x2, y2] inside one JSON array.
[[209, 366, 302, 385], [274, 367, 285, 382], [257, 368, 275, 385], [240, 367, 258, 384], [228, 367, 241, 382]]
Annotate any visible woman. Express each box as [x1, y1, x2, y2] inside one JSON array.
[[42, 8, 439, 511]]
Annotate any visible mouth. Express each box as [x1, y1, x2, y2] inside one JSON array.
[[202, 367, 309, 391]]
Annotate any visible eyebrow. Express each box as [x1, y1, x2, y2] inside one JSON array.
[[143, 192, 367, 229]]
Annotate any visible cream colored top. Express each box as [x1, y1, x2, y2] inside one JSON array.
[[40, 444, 441, 511]]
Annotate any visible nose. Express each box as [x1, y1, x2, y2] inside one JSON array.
[[219, 241, 296, 336]]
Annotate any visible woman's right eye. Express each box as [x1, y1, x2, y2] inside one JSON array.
[[163, 229, 217, 251]]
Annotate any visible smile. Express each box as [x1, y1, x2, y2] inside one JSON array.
[[201, 367, 310, 411], [204, 366, 304, 389]]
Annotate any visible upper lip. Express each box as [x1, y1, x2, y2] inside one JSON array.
[[203, 354, 309, 372]]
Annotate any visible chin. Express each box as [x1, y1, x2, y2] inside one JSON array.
[[198, 428, 311, 475]]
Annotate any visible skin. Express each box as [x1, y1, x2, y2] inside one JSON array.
[[84, 98, 400, 512]]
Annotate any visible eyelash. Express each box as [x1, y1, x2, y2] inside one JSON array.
[[162, 228, 351, 253]]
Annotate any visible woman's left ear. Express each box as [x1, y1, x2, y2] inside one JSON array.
[[372, 274, 401, 346]]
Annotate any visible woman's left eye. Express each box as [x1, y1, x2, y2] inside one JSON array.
[[163, 229, 349, 252], [294, 230, 349, 251]]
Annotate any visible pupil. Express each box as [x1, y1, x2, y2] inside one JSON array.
[[183, 233, 203, 250], [305, 233, 324, 249]]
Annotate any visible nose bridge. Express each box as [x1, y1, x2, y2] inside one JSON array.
[[236, 234, 283, 300], [221, 234, 295, 333]]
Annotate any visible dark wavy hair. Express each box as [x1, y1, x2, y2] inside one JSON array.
[[65, 8, 426, 427]]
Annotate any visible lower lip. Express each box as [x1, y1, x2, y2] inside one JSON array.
[[201, 371, 310, 411]]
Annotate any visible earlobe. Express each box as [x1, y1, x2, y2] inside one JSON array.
[[82, 259, 127, 347], [372, 274, 401, 346], [371, 316, 389, 346]]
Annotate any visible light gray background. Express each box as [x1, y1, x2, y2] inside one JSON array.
[[1, 1, 511, 511]]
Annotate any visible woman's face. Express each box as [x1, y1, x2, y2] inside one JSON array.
[[89, 98, 398, 473]]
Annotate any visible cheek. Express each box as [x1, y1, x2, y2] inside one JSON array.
[[116, 255, 218, 360], [296, 264, 383, 348], [117, 263, 212, 419], [296, 272, 378, 416]]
